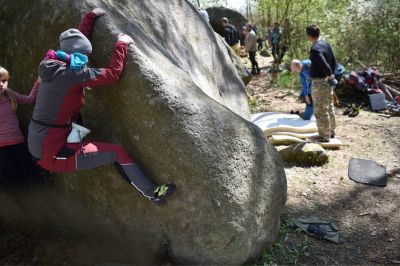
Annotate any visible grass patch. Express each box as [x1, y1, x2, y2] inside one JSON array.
[[274, 70, 301, 92], [257, 219, 311, 265], [248, 96, 262, 113]]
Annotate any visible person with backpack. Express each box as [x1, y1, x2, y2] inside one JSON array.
[[291, 59, 313, 120], [27, 8, 175, 204], [271, 22, 282, 63], [222, 17, 241, 56], [306, 25, 337, 142], [0, 66, 40, 187], [245, 23, 260, 75]]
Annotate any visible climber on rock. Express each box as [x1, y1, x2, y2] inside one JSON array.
[[27, 8, 175, 204]]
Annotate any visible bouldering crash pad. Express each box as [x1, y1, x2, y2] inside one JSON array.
[[270, 135, 343, 149], [266, 131, 320, 139], [348, 158, 387, 187], [252, 112, 318, 134]]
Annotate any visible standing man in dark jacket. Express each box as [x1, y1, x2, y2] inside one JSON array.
[[307, 25, 337, 142], [222, 17, 241, 56]]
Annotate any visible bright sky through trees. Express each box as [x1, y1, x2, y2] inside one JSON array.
[[226, 0, 245, 10]]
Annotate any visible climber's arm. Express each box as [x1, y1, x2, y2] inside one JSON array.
[[76, 34, 133, 87], [76, 42, 128, 87], [78, 8, 106, 38]]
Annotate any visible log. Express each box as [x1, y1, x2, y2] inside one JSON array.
[[378, 82, 394, 101], [383, 83, 400, 97]]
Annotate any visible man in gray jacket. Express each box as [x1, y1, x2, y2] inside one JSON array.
[[245, 23, 260, 75]]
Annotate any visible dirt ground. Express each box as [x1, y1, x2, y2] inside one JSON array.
[[249, 54, 400, 265]]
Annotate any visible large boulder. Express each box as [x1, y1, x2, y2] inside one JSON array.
[[0, 0, 287, 264], [207, 6, 248, 37], [215, 34, 252, 85]]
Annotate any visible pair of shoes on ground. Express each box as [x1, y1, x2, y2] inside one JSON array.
[[151, 183, 176, 205], [343, 104, 360, 117], [290, 110, 301, 115]]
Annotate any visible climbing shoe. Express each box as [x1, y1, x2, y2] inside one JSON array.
[[152, 184, 176, 205]]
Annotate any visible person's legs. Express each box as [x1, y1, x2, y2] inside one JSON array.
[[0, 144, 26, 187], [328, 88, 337, 136], [312, 80, 331, 140], [276, 45, 281, 63], [302, 103, 314, 120], [249, 52, 256, 74], [37, 141, 172, 200], [249, 51, 260, 74], [254, 53, 260, 73], [299, 89, 306, 98], [76, 142, 157, 198], [279, 45, 287, 64], [272, 44, 278, 60], [0, 146, 8, 182], [14, 143, 40, 181]]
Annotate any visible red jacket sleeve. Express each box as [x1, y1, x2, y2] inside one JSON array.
[[76, 41, 129, 87], [15, 79, 40, 104], [78, 12, 97, 38]]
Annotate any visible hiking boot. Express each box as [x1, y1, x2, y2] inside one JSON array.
[[343, 107, 352, 115], [152, 184, 176, 205], [330, 131, 336, 139], [256, 68, 261, 75], [349, 108, 359, 117], [251, 70, 257, 75]]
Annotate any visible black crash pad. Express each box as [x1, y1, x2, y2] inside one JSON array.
[[348, 158, 387, 187]]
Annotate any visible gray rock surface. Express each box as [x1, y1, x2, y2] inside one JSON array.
[[0, 0, 287, 264], [280, 143, 329, 166], [207, 6, 248, 38], [216, 34, 252, 85]]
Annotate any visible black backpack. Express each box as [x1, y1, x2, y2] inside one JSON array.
[[225, 25, 239, 46]]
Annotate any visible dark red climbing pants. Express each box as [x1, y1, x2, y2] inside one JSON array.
[[37, 141, 157, 198]]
